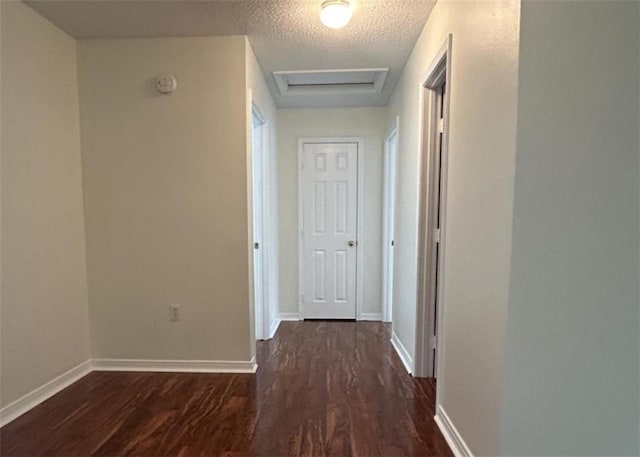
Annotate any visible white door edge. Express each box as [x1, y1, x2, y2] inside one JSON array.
[[251, 100, 270, 340], [382, 116, 400, 323]]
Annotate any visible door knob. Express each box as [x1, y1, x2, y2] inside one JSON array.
[[254, 242, 260, 249], [348, 241, 355, 247]]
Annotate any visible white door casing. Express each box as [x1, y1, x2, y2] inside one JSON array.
[[299, 140, 360, 319], [382, 117, 399, 323], [415, 36, 452, 381], [252, 105, 267, 339]]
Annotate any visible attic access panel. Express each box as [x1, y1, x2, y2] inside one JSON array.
[[273, 68, 389, 96]]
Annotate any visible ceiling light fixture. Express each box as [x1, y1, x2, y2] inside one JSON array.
[[320, 0, 353, 29]]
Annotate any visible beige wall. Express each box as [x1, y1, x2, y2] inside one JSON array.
[[1, 1, 91, 406], [277, 108, 387, 317], [246, 40, 279, 334], [78, 36, 253, 362], [501, 2, 640, 455], [386, 0, 520, 454]]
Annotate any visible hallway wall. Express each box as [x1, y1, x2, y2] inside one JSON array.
[[501, 2, 640, 455], [277, 108, 387, 319], [386, 0, 521, 454], [1, 1, 91, 407], [78, 36, 254, 362]]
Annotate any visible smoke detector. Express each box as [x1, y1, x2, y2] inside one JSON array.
[[155, 74, 177, 94]]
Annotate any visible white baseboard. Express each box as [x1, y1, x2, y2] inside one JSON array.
[[390, 331, 413, 374], [435, 405, 474, 457], [281, 312, 383, 322], [279, 312, 300, 321], [0, 356, 258, 428], [0, 360, 92, 428], [91, 357, 257, 374], [268, 318, 281, 339]]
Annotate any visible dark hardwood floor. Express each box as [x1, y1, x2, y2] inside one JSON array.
[[0, 321, 452, 456]]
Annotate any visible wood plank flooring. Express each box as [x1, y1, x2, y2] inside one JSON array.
[[0, 321, 452, 456]]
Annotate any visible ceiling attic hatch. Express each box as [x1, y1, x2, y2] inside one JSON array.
[[273, 68, 389, 96]]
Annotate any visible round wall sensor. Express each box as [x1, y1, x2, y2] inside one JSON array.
[[155, 74, 177, 94]]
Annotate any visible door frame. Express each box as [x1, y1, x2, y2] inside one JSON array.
[[381, 117, 400, 323], [414, 35, 452, 380], [297, 137, 365, 321], [250, 100, 271, 341]]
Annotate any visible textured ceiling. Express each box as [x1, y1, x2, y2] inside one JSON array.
[[25, 0, 436, 108]]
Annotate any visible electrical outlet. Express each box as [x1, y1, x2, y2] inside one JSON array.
[[170, 304, 180, 322]]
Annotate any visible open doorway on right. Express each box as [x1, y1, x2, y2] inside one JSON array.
[[415, 36, 452, 380]]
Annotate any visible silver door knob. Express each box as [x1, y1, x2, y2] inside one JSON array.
[[348, 241, 355, 247]]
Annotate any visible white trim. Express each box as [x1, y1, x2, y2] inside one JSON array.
[[359, 313, 382, 321], [279, 312, 301, 321], [422, 39, 450, 89], [390, 331, 413, 374], [297, 137, 365, 321], [433, 38, 452, 385], [356, 140, 365, 321], [435, 405, 474, 457], [91, 357, 258, 374], [297, 141, 305, 318], [268, 317, 281, 339], [0, 360, 92, 427], [414, 35, 453, 380], [381, 116, 400, 323], [246, 89, 257, 343], [252, 103, 266, 125], [0, 356, 258, 426], [273, 68, 388, 96], [250, 97, 273, 341]]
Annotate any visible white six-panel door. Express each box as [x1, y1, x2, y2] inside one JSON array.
[[301, 142, 358, 319]]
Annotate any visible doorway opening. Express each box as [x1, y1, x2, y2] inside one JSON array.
[[415, 36, 452, 380], [297, 137, 364, 320], [252, 103, 269, 340], [382, 117, 399, 323]]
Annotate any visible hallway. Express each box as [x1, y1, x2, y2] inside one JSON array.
[[0, 322, 452, 456]]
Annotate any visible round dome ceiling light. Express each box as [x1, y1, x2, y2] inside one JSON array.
[[320, 0, 353, 29]]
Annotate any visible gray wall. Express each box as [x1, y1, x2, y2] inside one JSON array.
[[501, 2, 640, 455]]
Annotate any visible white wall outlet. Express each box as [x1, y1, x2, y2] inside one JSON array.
[[169, 304, 180, 322]]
